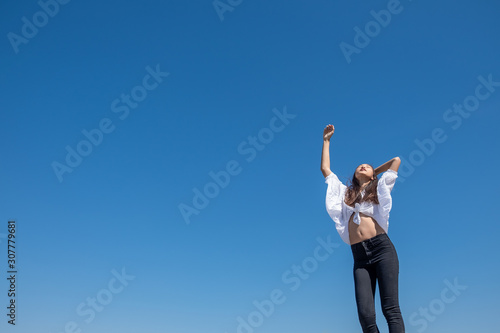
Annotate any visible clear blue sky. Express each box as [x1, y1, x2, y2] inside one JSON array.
[[1, 0, 499, 332]]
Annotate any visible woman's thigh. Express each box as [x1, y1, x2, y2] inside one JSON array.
[[375, 244, 400, 304], [353, 263, 377, 311]]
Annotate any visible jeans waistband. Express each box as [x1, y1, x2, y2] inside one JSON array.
[[351, 232, 390, 255]]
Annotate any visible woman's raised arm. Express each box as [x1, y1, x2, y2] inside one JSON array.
[[374, 157, 401, 176], [321, 124, 335, 178]]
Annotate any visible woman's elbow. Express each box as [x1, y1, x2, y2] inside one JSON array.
[[321, 168, 332, 178]]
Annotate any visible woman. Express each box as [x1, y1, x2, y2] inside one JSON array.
[[320, 124, 405, 333]]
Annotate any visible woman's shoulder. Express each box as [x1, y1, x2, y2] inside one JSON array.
[[324, 170, 348, 185], [378, 169, 398, 179]]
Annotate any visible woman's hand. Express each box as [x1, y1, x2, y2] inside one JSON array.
[[323, 124, 335, 141]]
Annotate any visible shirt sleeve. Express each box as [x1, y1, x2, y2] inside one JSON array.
[[324, 172, 349, 244], [376, 169, 398, 219]]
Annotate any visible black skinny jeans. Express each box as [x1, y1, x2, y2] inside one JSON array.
[[351, 233, 405, 333]]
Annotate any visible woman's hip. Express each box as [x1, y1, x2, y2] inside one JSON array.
[[350, 233, 397, 263]]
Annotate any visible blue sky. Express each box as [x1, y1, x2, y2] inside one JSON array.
[[1, 0, 499, 332]]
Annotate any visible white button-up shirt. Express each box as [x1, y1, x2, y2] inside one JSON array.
[[324, 169, 398, 245]]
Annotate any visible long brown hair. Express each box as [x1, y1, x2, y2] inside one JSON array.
[[344, 163, 379, 207]]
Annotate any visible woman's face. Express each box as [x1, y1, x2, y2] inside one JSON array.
[[355, 164, 374, 181]]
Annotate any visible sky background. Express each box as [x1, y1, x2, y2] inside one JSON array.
[[1, 0, 499, 332]]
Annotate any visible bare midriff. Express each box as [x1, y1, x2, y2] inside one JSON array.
[[348, 212, 386, 245]]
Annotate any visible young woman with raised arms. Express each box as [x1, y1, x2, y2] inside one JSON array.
[[321, 124, 405, 333]]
